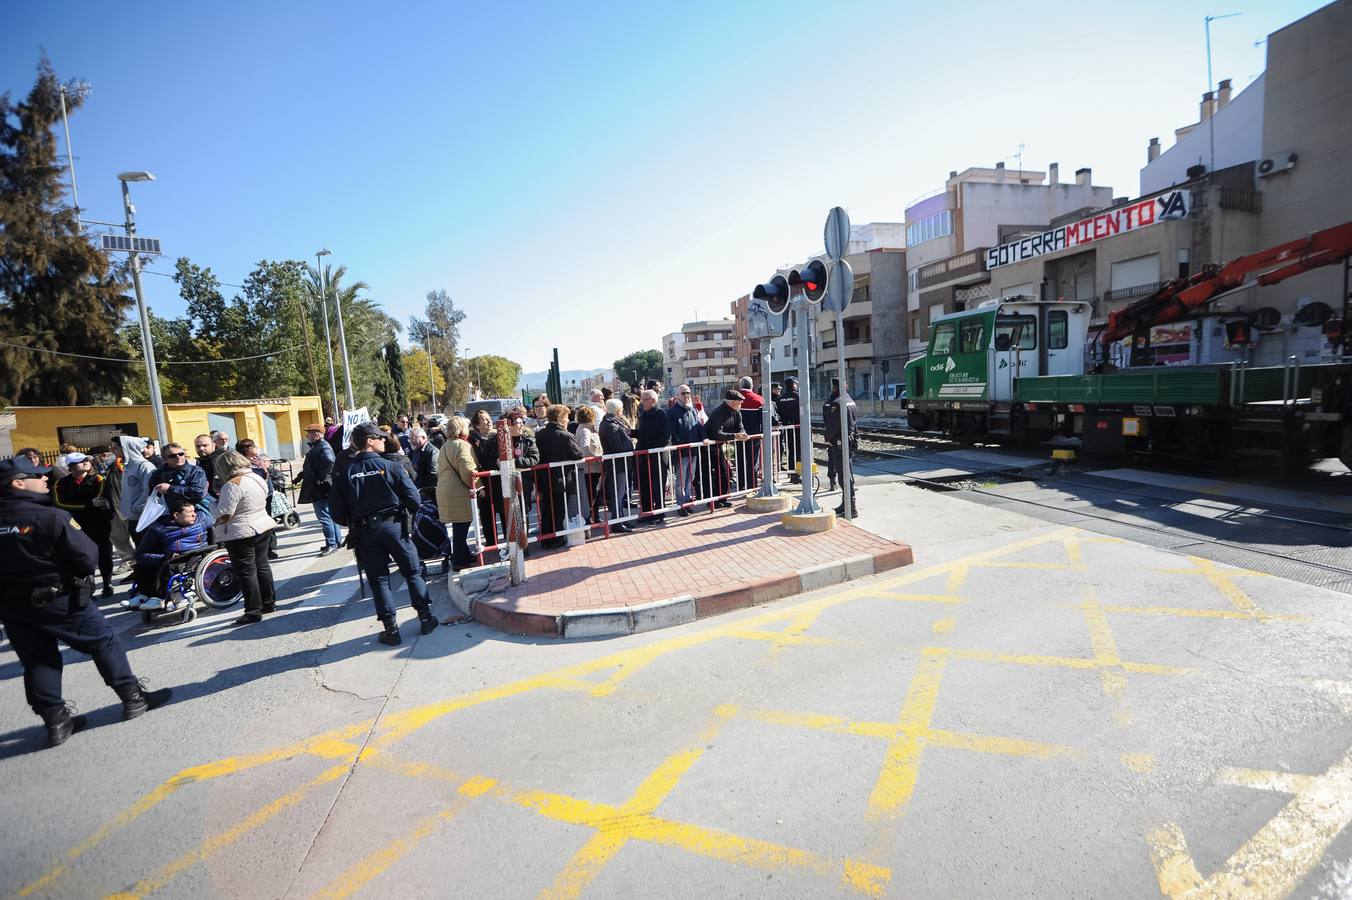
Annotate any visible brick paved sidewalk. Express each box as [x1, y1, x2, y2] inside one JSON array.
[[455, 505, 913, 636]]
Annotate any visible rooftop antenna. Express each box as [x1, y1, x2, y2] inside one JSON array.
[[1005, 141, 1026, 180]]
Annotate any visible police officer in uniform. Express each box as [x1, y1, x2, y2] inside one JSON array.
[[330, 423, 439, 646], [0, 456, 171, 747]]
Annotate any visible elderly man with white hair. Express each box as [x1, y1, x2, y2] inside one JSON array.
[[406, 426, 437, 498], [586, 389, 606, 423], [598, 398, 635, 533]]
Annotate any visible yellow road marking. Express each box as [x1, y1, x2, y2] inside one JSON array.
[[1122, 753, 1155, 774], [944, 647, 1190, 676], [944, 567, 968, 594], [1083, 591, 1133, 726], [105, 761, 355, 900], [361, 750, 890, 897], [868, 649, 948, 818], [28, 527, 1077, 897], [977, 561, 1087, 570], [931, 618, 956, 634], [16, 722, 373, 899], [1147, 742, 1352, 899], [728, 628, 840, 647], [873, 591, 964, 604], [1160, 556, 1273, 619], [1093, 603, 1305, 623], [310, 777, 496, 900], [1217, 767, 1317, 795]]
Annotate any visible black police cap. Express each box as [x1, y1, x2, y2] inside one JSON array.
[[0, 456, 51, 481]]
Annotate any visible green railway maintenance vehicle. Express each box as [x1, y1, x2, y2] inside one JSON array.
[[904, 221, 1352, 467]]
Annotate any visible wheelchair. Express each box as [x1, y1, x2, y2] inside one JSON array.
[[140, 544, 244, 625]]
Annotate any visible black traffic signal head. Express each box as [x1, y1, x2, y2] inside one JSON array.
[[789, 259, 827, 303], [753, 274, 790, 314], [1224, 319, 1252, 347]]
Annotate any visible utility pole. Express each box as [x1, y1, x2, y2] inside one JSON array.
[[330, 256, 356, 410], [58, 82, 91, 222], [118, 172, 168, 444], [426, 330, 438, 412]]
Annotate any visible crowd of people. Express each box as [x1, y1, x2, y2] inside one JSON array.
[[0, 377, 860, 746]]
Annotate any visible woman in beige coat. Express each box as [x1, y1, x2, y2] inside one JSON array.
[[213, 450, 277, 625], [435, 415, 479, 571]]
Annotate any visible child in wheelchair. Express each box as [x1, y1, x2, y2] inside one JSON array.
[[123, 496, 210, 612]]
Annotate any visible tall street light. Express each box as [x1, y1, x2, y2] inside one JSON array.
[[325, 250, 356, 410], [314, 249, 341, 418], [118, 171, 168, 444]]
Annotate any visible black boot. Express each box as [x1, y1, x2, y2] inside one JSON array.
[[378, 620, 402, 646], [834, 504, 859, 520], [418, 611, 439, 635], [119, 680, 173, 721], [41, 704, 87, 748]]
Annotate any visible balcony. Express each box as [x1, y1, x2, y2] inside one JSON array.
[[1104, 282, 1160, 303]]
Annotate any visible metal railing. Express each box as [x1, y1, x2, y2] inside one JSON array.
[[461, 426, 802, 564]]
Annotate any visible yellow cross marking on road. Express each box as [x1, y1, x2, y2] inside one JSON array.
[[1082, 588, 1134, 726], [1147, 742, 1352, 899], [1159, 556, 1274, 619]]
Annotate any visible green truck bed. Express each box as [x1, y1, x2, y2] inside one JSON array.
[[1015, 363, 1326, 407]]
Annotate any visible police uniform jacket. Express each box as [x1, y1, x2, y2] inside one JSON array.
[[776, 389, 801, 427], [331, 451, 422, 529], [0, 491, 98, 597]]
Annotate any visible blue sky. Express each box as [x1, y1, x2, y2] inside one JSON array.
[[3, 0, 1323, 374]]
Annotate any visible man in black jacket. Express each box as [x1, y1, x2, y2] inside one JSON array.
[[704, 389, 749, 508], [823, 378, 859, 517], [330, 424, 438, 645], [634, 390, 671, 523], [0, 456, 170, 747], [297, 424, 342, 554], [407, 427, 438, 499], [776, 376, 802, 483]]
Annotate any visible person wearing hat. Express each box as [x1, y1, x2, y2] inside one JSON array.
[[775, 376, 802, 483], [53, 452, 116, 598], [296, 423, 342, 555], [704, 389, 750, 508], [0, 456, 171, 747], [329, 423, 438, 645]]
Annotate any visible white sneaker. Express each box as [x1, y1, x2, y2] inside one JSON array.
[[140, 597, 164, 611], [121, 595, 144, 609]]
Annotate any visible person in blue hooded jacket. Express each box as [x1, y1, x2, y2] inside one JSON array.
[[123, 497, 209, 611]]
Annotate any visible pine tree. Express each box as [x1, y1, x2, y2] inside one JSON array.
[[0, 58, 133, 405], [383, 340, 408, 417]]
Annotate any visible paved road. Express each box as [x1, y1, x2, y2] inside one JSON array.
[[3, 489, 1352, 898]]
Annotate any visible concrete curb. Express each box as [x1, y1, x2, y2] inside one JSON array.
[[438, 540, 914, 639]]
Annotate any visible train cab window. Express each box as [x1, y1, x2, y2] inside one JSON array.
[[994, 315, 1037, 350], [958, 319, 986, 354], [1048, 310, 1068, 349], [931, 322, 956, 354]]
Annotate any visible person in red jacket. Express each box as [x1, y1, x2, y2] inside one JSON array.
[[736, 376, 767, 490]]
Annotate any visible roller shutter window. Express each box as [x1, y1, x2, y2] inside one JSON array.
[[1110, 254, 1160, 291]]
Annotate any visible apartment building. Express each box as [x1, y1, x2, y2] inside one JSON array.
[[661, 331, 686, 389], [905, 163, 1114, 356], [680, 318, 737, 394]]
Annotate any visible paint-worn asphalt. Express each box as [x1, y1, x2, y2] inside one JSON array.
[[3, 485, 1352, 899]]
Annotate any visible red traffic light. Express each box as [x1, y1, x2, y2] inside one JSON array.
[[753, 275, 790, 314], [789, 259, 828, 303], [1224, 320, 1252, 347]]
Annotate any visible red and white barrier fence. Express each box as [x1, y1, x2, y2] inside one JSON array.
[[464, 425, 802, 564]]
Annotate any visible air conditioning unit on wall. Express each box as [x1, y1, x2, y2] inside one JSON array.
[[1257, 152, 1298, 177]]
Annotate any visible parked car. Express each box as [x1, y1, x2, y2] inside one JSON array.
[[877, 383, 907, 402]]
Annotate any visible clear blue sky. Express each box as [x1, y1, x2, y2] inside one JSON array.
[[3, 0, 1323, 374]]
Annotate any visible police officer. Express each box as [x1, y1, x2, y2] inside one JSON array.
[[329, 423, 439, 645], [0, 456, 171, 747]]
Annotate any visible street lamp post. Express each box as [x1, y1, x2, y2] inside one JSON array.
[[118, 172, 168, 444], [426, 330, 438, 413], [323, 250, 356, 409], [314, 249, 341, 419]]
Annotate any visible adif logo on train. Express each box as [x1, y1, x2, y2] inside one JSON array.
[[929, 357, 957, 373]]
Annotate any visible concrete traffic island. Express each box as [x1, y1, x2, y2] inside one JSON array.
[[781, 509, 836, 533], [433, 504, 912, 638], [744, 494, 790, 513]]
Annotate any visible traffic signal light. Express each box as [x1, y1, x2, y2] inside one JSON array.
[[1224, 320, 1252, 347], [753, 274, 790, 314], [789, 259, 827, 303]]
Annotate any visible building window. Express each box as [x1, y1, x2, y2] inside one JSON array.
[[906, 209, 953, 247], [959, 319, 985, 354], [1049, 310, 1068, 349], [907, 267, 921, 292], [931, 322, 956, 355]]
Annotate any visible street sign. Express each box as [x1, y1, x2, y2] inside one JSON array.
[[748, 297, 787, 339], [824, 206, 851, 262], [101, 234, 162, 255], [824, 258, 854, 312]]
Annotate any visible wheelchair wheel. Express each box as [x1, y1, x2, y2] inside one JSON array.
[[195, 548, 243, 609], [285, 511, 302, 528]]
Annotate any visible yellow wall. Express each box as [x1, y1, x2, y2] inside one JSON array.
[[9, 396, 322, 461]]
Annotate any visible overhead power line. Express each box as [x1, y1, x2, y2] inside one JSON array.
[[0, 337, 302, 366]]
